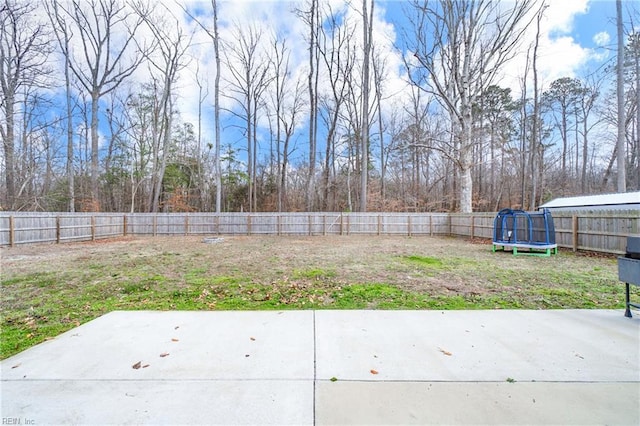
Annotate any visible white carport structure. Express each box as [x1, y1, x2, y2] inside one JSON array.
[[539, 191, 640, 212]]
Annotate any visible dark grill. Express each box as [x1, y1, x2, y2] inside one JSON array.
[[619, 236, 640, 318]]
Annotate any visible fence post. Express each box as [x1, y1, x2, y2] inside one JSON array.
[[185, 215, 189, 236], [408, 215, 412, 237], [323, 215, 327, 236], [377, 214, 382, 236], [572, 215, 578, 252], [308, 215, 312, 236], [340, 213, 344, 236], [471, 215, 475, 240], [91, 215, 96, 241], [153, 215, 157, 237], [9, 215, 15, 247], [429, 214, 433, 236], [247, 215, 252, 236], [56, 216, 61, 244], [123, 215, 128, 236]]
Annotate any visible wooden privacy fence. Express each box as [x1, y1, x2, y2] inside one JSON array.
[[0, 211, 638, 254]]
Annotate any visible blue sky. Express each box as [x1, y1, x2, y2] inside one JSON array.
[[175, 0, 637, 166], [34, 0, 639, 168]]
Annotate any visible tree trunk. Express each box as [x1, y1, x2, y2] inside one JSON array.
[[305, 0, 318, 212], [616, 0, 627, 192], [359, 0, 373, 212], [64, 32, 75, 212], [187, 0, 222, 212], [2, 93, 16, 209], [90, 90, 100, 209], [529, 10, 541, 210]]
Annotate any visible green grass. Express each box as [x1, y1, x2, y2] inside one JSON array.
[[402, 255, 444, 267]]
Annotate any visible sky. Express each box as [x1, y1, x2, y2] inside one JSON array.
[[35, 0, 640, 165], [176, 0, 629, 148]]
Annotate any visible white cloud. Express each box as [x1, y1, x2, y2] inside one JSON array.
[[593, 31, 610, 46], [544, 0, 589, 34], [500, 0, 604, 96]]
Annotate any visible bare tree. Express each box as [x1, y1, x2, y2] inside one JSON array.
[[406, 0, 536, 212], [132, 2, 191, 212], [372, 46, 388, 205], [224, 23, 271, 212], [46, 0, 76, 211], [317, 3, 356, 210], [297, 0, 320, 211], [0, 0, 51, 210], [49, 0, 145, 209], [182, 0, 222, 212], [529, 5, 543, 210], [359, 0, 374, 212], [266, 35, 306, 212], [617, 0, 627, 192]]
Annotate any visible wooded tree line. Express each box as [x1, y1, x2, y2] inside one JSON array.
[[1, 0, 639, 213]]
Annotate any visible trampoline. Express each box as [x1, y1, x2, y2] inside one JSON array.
[[492, 208, 557, 256]]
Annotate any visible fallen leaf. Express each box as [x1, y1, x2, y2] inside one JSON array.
[[11, 363, 20, 369], [160, 352, 169, 357], [438, 347, 452, 356], [330, 377, 338, 382], [370, 369, 379, 375], [132, 361, 142, 369], [250, 337, 256, 341], [142, 364, 150, 368], [245, 354, 250, 357], [171, 338, 179, 342], [174, 326, 180, 330]]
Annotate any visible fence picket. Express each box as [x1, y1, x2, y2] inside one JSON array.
[[0, 211, 637, 254]]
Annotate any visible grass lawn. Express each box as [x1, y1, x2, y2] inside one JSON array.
[[0, 235, 625, 359]]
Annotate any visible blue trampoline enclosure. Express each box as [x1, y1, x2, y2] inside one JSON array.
[[492, 208, 557, 256]]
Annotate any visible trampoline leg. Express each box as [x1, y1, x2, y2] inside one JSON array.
[[625, 283, 633, 318], [513, 246, 517, 256]]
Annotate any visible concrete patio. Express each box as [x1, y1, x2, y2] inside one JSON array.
[[1, 309, 639, 425]]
